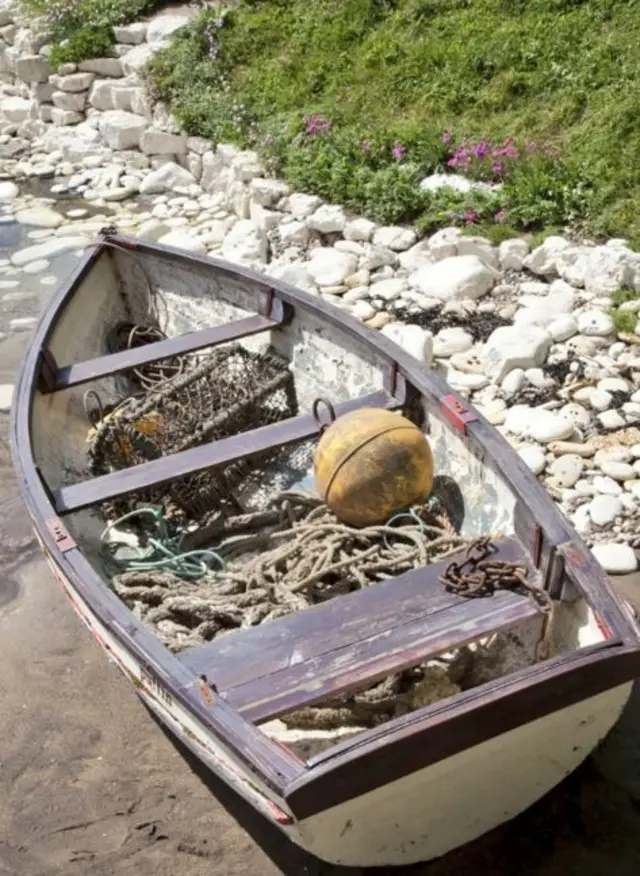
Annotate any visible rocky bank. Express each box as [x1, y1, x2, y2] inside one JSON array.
[[1, 1, 640, 576]]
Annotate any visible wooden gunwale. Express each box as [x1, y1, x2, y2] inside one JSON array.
[[11, 232, 640, 822]]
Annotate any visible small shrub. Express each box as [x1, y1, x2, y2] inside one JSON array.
[[609, 287, 640, 335], [20, 0, 167, 64], [611, 309, 639, 335]]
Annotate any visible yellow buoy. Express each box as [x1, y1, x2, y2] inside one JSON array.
[[313, 406, 434, 527]]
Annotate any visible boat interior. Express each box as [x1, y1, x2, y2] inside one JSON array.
[[26, 236, 632, 761]]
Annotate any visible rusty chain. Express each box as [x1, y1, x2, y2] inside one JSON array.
[[439, 536, 555, 661]]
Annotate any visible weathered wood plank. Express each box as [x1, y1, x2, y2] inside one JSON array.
[[181, 537, 528, 686], [44, 313, 281, 393], [181, 537, 539, 724], [53, 389, 401, 514], [232, 589, 538, 724]]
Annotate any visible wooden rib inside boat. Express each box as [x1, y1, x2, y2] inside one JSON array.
[[12, 230, 640, 868]]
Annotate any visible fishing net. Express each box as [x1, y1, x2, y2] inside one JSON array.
[[86, 340, 303, 523]]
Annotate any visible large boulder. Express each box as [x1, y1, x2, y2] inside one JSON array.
[[98, 110, 147, 150], [15, 54, 50, 82], [409, 255, 498, 301], [140, 128, 188, 155], [483, 325, 552, 383], [221, 220, 268, 264], [306, 247, 358, 286], [146, 13, 192, 46], [139, 162, 196, 194]]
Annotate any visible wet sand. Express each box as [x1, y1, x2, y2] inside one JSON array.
[[1, 264, 640, 876]]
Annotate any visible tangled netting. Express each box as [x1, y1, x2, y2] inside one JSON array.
[[86, 340, 300, 522]]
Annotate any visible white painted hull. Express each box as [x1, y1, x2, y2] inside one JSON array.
[[36, 540, 632, 868], [296, 682, 632, 866]]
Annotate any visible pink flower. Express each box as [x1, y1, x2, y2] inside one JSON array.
[[492, 160, 505, 175], [303, 112, 330, 135], [494, 209, 506, 223], [473, 138, 490, 158], [441, 130, 452, 144], [361, 139, 372, 153], [464, 209, 478, 225], [392, 141, 406, 161]]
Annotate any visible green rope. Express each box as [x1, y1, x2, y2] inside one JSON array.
[[100, 507, 224, 581]]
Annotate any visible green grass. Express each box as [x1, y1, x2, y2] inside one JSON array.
[[19, 0, 170, 66], [22, 1, 640, 245], [144, 0, 640, 243], [609, 287, 640, 334]]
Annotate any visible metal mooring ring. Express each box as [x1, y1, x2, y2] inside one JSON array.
[[312, 397, 337, 433]]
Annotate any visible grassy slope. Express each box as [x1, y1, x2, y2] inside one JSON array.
[[146, 0, 640, 245]]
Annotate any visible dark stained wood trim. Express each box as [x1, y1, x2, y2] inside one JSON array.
[[285, 644, 640, 819], [42, 312, 283, 393], [52, 388, 401, 515], [10, 232, 640, 821]]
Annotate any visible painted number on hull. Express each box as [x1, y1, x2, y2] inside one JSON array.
[[140, 663, 173, 708]]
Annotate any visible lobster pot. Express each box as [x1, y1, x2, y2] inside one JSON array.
[[87, 344, 302, 522]]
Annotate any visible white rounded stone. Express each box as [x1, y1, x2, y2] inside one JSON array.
[[372, 226, 417, 252], [577, 310, 615, 337], [483, 325, 551, 383], [22, 259, 50, 275], [501, 368, 526, 398], [0, 384, 14, 412], [518, 445, 546, 475], [588, 389, 612, 411], [306, 248, 358, 287], [15, 206, 63, 228], [591, 543, 638, 574], [352, 300, 376, 321], [588, 495, 623, 528], [599, 461, 637, 481], [307, 204, 347, 234], [433, 327, 474, 358], [549, 454, 584, 488], [593, 475, 623, 495], [598, 376, 631, 393], [598, 409, 626, 430], [548, 315, 579, 343], [381, 322, 433, 366], [157, 229, 207, 255], [529, 410, 576, 444], [409, 255, 498, 302], [0, 181, 19, 201]]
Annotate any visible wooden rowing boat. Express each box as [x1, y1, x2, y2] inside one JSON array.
[[10, 228, 640, 867]]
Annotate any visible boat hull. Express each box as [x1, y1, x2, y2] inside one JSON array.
[[34, 531, 632, 868]]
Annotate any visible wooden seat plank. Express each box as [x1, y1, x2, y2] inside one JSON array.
[[179, 537, 541, 724], [43, 313, 281, 393], [52, 388, 401, 515]]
